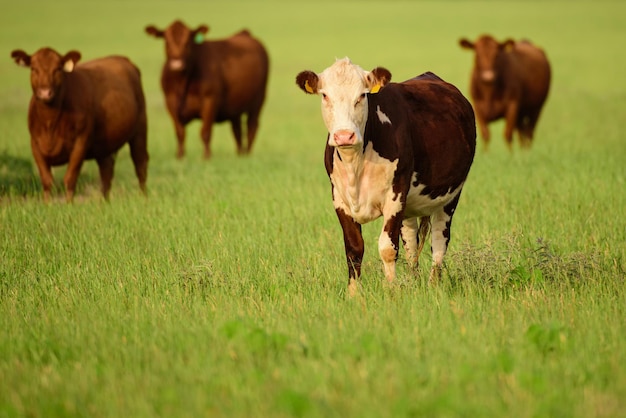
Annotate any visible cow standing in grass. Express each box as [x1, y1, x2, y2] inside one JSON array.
[[145, 20, 269, 159], [11, 47, 149, 202], [459, 35, 551, 149], [296, 58, 476, 294]]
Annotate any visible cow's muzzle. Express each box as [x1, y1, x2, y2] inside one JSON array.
[[168, 59, 185, 71], [36, 88, 54, 102], [480, 70, 495, 83], [332, 130, 357, 147]]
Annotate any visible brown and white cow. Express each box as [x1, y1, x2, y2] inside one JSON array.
[[145, 20, 269, 159], [296, 58, 476, 293], [459, 35, 551, 149], [11, 47, 149, 202]]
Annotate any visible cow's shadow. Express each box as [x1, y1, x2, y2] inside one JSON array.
[[0, 151, 39, 197], [0, 151, 100, 200]]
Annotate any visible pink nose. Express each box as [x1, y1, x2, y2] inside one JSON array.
[[481, 70, 495, 82], [37, 88, 53, 101], [169, 59, 184, 71], [333, 130, 356, 146]]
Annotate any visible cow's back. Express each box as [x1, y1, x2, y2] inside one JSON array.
[[388, 73, 476, 192], [197, 32, 269, 118], [77, 56, 146, 155]]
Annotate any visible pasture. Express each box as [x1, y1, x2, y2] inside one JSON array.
[[1, 0, 625, 416]]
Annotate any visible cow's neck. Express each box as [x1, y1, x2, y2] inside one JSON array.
[[32, 91, 66, 135], [334, 145, 366, 211]]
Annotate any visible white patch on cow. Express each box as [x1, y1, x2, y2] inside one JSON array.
[[330, 142, 400, 225], [403, 174, 464, 218], [376, 106, 392, 124]]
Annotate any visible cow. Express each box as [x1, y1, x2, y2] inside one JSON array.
[[145, 20, 269, 159], [296, 58, 476, 294], [10, 47, 149, 202], [459, 35, 551, 149]]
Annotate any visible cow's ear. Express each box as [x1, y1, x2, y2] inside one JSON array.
[[145, 25, 164, 38], [62, 51, 81, 73], [194, 25, 209, 44], [501, 39, 515, 52], [459, 38, 474, 50], [11, 49, 31, 67], [296, 71, 319, 94], [367, 67, 391, 94]]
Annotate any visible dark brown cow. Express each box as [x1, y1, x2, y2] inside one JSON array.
[[296, 58, 476, 294], [459, 35, 551, 149], [145, 20, 269, 158], [10, 47, 148, 202]]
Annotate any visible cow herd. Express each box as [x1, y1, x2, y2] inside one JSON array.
[[10, 20, 269, 203], [10, 22, 552, 291]]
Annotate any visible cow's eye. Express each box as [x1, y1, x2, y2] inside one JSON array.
[[321, 93, 328, 101], [355, 93, 366, 106]]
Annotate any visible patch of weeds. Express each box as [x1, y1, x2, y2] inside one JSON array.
[[219, 319, 308, 362], [275, 389, 314, 418], [525, 322, 569, 356], [177, 261, 216, 294], [447, 234, 602, 291]]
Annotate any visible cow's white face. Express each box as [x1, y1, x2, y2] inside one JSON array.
[[296, 58, 391, 149], [318, 59, 370, 148]]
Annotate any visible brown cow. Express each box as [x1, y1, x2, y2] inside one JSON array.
[[459, 35, 551, 149], [296, 58, 476, 294], [10, 47, 148, 202], [145, 20, 269, 159]]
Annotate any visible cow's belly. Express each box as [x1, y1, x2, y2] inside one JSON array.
[[403, 181, 464, 218]]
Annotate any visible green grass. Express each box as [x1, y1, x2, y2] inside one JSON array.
[[1, 1, 625, 417]]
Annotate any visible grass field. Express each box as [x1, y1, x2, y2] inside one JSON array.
[[1, 1, 625, 417]]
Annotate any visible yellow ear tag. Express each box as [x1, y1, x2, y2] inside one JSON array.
[[63, 60, 75, 73], [370, 83, 381, 94], [304, 80, 314, 94]]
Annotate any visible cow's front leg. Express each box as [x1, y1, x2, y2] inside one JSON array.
[[336, 208, 363, 295], [379, 212, 403, 284], [165, 95, 187, 159], [200, 101, 217, 160], [476, 114, 491, 149], [31, 140, 54, 202], [503, 102, 519, 149], [63, 137, 88, 203]]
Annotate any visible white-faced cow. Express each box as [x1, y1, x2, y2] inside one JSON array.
[[459, 35, 551, 149], [296, 58, 476, 294], [11, 47, 149, 202], [145, 20, 269, 159]]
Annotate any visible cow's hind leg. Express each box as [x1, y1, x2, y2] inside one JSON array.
[[401, 218, 419, 268], [96, 154, 116, 201], [429, 194, 461, 283], [401, 216, 430, 272], [230, 116, 244, 155], [245, 110, 261, 154], [129, 121, 149, 194], [517, 109, 541, 148]]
